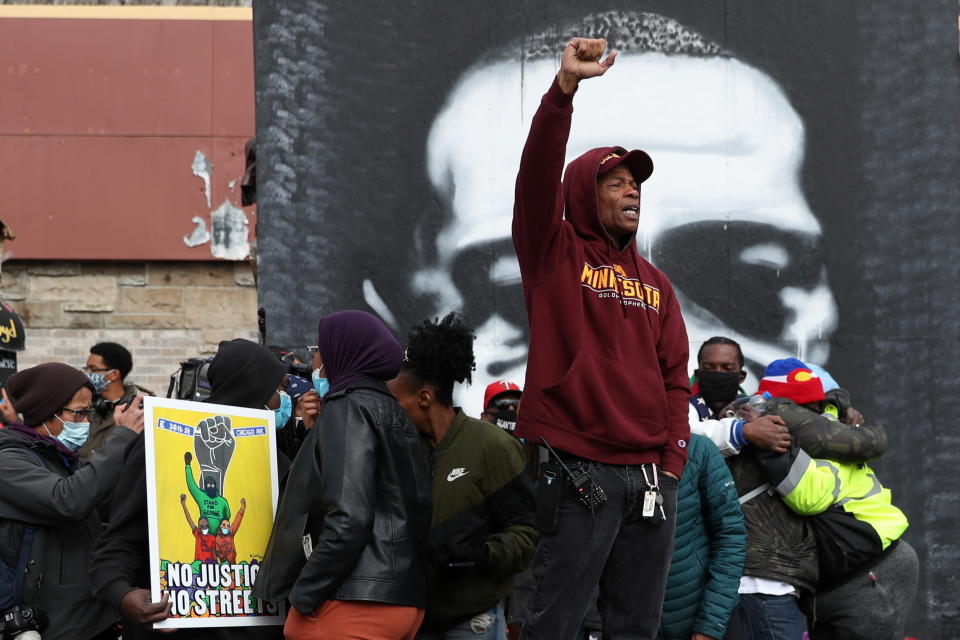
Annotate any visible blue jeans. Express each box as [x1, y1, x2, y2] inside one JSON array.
[[521, 460, 678, 640], [739, 593, 807, 640], [416, 602, 506, 640]]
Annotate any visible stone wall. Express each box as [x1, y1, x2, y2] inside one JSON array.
[[0, 261, 259, 394]]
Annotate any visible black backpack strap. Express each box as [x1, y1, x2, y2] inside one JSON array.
[[0, 443, 48, 607], [12, 525, 36, 604]]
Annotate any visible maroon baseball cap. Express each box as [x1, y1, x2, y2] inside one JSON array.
[[483, 380, 521, 409], [597, 148, 654, 184]]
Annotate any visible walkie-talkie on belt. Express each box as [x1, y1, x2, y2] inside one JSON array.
[[540, 437, 608, 510]]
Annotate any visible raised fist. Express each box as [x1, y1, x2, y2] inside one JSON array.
[[184, 451, 192, 465], [180, 493, 186, 503], [198, 415, 231, 441], [557, 37, 616, 93]]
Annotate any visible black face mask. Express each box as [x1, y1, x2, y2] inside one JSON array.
[[696, 370, 742, 405], [205, 484, 218, 498], [491, 410, 518, 432]]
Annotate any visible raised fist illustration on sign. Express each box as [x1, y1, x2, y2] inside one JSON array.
[[193, 415, 236, 497]]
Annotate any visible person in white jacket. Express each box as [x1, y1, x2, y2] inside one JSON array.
[[688, 337, 790, 456]]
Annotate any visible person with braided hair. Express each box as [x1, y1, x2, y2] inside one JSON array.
[[388, 313, 537, 640]]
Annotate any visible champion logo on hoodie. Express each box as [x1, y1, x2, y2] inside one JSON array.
[[579, 262, 661, 312]]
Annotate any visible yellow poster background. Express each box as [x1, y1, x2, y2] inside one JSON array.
[[146, 399, 282, 627], [154, 407, 272, 566]]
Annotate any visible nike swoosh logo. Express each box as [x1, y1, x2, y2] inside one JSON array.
[[447, 469, 470, 481]]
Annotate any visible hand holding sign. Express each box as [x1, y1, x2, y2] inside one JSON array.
[[119, 589, 173, 628]]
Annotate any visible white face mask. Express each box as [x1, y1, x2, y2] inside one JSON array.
[[200, 527, 209, 535]]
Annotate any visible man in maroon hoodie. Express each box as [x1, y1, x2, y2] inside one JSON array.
[[513, 37, 691, 640]]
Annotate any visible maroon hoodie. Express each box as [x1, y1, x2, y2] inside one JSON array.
[[511, 78, 691, 477]]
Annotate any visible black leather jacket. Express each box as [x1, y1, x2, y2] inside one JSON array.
[[253, 379, 432, 615]]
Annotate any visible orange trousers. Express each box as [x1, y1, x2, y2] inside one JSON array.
[[284, 599, 424, 640]]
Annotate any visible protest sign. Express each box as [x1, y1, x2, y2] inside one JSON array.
[[143, 396, 284, 628]]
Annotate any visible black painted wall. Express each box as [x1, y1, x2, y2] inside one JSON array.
[[253, 2, 960, 636]]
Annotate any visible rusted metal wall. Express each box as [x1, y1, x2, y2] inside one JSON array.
[[0, 5, 255, 261]]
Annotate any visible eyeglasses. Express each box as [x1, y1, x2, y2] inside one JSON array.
[[82, 366, 114, 374], [61, 406, 95, 419]]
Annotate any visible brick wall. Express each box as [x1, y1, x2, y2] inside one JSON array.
[[1, 261, 259, 394]]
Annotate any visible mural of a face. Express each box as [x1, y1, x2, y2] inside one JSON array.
[[373, 15, 837, 410]]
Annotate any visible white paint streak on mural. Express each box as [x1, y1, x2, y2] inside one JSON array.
[[740, 243, 790, 270], [362, 279, 399, 332], [780, 275, 838, 365]]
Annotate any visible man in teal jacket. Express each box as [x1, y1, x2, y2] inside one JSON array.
[[658, 434, 746, 640]]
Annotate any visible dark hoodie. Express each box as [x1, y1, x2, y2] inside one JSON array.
[[90, 339, 285, 640], [512, 78, 690, 477], [207, 338, 287, 408]]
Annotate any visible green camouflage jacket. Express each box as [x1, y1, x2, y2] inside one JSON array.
[[728, 389, 887, 592]]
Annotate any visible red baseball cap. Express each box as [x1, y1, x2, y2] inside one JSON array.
[[483, 380, 522, 409]]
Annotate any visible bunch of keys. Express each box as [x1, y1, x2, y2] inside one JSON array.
[[641, 464, 666, 524]]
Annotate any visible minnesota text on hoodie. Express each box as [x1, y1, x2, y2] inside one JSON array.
[[512, 78, 691, 477]]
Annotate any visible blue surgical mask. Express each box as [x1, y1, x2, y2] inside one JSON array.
[[274, 391, 292, 429], [87, 371, 113, 394], [312, 368, 330, 397], [221, 526, 230, 535], [54, 415, 91, 451]]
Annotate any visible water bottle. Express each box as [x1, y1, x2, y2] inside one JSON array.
[[738, 391, 772, 421], [745, 391, 772, 413]]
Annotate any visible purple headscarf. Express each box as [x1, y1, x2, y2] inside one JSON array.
[[317, 310, 403, 395]]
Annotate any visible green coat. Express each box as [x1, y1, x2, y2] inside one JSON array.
[[729, 389, 888, 592], [422, 411, 537, 633]]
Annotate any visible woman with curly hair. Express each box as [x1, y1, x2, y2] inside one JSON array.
[[388, 313, 537, 640]]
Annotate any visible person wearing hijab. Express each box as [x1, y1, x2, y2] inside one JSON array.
[[254, 310, 433, 640], [0, 362, 144, 640], [90, 338, 286, 640]]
